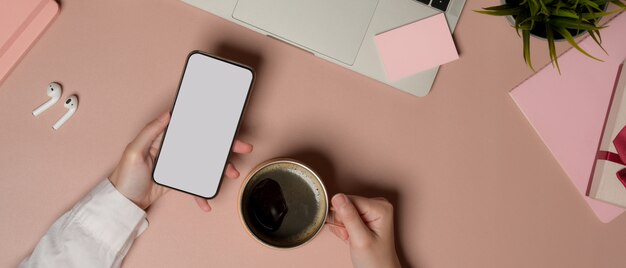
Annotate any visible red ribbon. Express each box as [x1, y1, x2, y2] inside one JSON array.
[[597, 126, 626, 188]]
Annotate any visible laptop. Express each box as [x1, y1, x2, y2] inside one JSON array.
[[181, 0, 466, 97]]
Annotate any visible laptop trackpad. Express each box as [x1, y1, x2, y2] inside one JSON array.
[[233, 0, 379, 65]]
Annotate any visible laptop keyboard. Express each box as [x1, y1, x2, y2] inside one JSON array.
[[415, 0, 450, 12]]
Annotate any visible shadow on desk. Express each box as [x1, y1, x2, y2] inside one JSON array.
[[287, 149, 415, 268], [212, 43, 264, 79]]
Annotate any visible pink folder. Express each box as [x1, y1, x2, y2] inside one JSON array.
[[0, 0, 59, 85], [510, 12, 626, 223]]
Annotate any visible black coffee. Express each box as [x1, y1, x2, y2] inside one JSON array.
[[249, 178, 288, 232], [241, 163, 326, 248]]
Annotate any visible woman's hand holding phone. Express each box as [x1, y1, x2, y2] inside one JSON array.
[[108, 112, 253, 211]]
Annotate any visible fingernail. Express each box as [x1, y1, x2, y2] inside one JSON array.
[[332, 194, 349, 209]]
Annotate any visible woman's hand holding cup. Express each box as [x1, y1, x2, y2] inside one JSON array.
[[329, 194, 401, 268]]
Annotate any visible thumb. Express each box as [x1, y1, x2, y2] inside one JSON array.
[[332, 194, 372, 243], [130, 112, 170, 153]]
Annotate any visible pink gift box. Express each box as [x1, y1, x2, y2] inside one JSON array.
[[589, 64, 626, 208], [510, 12, 626, 223]]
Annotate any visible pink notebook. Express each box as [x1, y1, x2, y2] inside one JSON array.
[[510, 12, 626, 223], [0, 0, 59, 85]]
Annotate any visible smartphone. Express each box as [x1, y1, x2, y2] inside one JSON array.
[[153, 51, 254, 198]]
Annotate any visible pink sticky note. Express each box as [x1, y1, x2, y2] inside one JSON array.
[[374, 13, 459, 81], [510, 12, 626, 223]]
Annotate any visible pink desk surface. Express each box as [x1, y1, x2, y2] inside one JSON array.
[[1, 1, 626, 267]]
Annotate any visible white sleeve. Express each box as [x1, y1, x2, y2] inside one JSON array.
[[19, 179, 149, 268]]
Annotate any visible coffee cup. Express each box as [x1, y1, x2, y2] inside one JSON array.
[[238, 159, 329, 249]]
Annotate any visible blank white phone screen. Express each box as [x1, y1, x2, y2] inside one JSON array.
[[153, 52, 253, 198]]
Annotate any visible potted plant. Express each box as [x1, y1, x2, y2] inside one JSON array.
[[478, 0, 626, 72]]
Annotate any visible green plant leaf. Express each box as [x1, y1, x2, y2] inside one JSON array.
[[522, 29, 535, 71], [553, 26, 603, 61], [546, 25, 561, 73], [529, 0, 541, 16], [539, 0, 550, 13], [581, 10, 620, 20], [588, 30, 607, 54], [514, 10, 532, 36], [579, 0, 602, 11], [568, 0, 580, 9], [517, 15, 537, 30], [594, 0, 612, 5], [594, 29, 603, 44], [594, 0, 611, 11], [549, 7, 581, 19], [611, 0, 626, 9], [549, 18, 604, 30], [555, 1, 564, 13]]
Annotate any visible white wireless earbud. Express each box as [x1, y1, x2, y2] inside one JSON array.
[[32, 82, 62, 117], [52, 95, 78, 130]]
